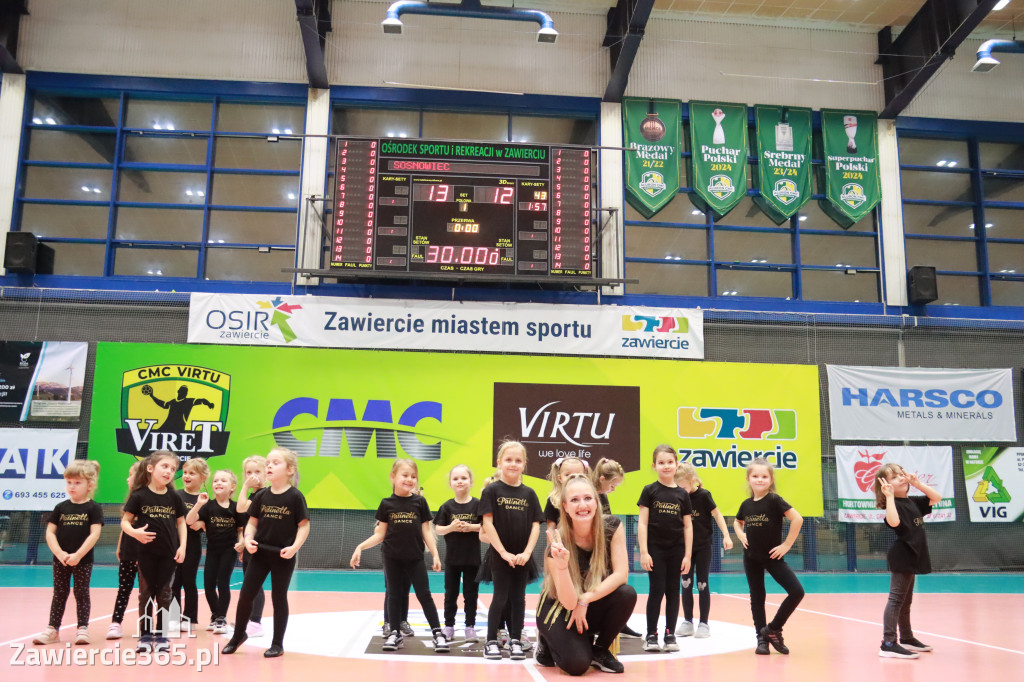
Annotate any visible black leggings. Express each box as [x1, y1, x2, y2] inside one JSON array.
[[229, 550, 295, 648], [743, 554, 804, 632], [537, 585, 637, 676], [241, 551, 265, 623], [646, 544, 684, 635], [682, 545, 712, 623], [49, 559, 93, 628], [204, 544, 237, 621], [173, 533, 202, 621], [111, 559, 137, 624], [383, 555, 440, 632], [137, 553, 177, 636], [443, 564, 479, 628], [487, 555, 530, 641]]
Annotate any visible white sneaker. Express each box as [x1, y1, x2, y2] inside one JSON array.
[[696, 623, 710, 638], [520, 633, 533, 652], [677, 621, 695, 637], [246, 621, 264, 638], [464, 627, 479, 643], [33, 627, 59, 645], [75, 627, 90, 645], [213, 618, 228, 635], [106, 623, 123, 640], [441, 626, 454, 641]]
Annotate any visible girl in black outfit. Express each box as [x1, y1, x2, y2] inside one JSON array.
[[173, 457, 209, 630], [122, 451, 187, 653], [637, 445, 692, 652], [733, 457, 804, 656], [185, 469, 244, 634], [874, 463, 942, 659], [434, 464, 482, 643], [537, 474, 636, 675], [223, 448, 310, 658], [107, 461, 140, 640], [351, 458, 450, 654]]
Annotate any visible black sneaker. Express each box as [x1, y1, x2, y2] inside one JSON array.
[[399, 621, 415, 637], [483, 640, 502, 660], [591, 646, 624, 673], [535, 637, 554, 667], [879, 641, 920, 659], [382, 630, 404, 651], [643, 634, 661, 651], [760, 625, 789, 654], [663, 631, 679, 652], [755, 636, 770, 655], [509, 639, 525, 660], [432, 628, 450, 654], [900, 638, 933, 652], [136, 634, 154, 653], [619, 624, 642, 638]]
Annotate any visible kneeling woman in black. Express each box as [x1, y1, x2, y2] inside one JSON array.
[[537, 474, 637, 675]]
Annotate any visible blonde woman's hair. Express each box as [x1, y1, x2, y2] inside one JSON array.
[[267, 447, 299, 485], [64, 460, 100, 496], [676, 462, 702, 488], [745, 457, 777, 496], [540, 475, 609, 613]]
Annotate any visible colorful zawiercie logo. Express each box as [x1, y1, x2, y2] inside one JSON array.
[[115, 365, 231, 459], [622, 315, 689, 333], [677, 407, 797, 440], [259, 297, 303, 343]]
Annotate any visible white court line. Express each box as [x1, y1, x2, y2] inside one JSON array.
[[720, 593, 1024, 656], [523, 660, 547, 682], [0, 607, 139, 648]]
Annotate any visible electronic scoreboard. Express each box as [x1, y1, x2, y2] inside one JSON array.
[[331, 138, 595, 279]]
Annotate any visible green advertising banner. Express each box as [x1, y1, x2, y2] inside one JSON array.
[[818, 109, 881, 228], [688, 101, 748, 219], [752, 105, 813, 224], [623, 98, 682, 218], [88, 343, 823, 516]]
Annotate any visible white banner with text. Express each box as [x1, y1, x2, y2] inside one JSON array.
[[835, 445, 955, 523], [0, 428, 79, 510]]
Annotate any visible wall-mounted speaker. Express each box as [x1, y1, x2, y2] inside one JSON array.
[[908, 265, 938, 305], [4, 232, 54, 274]]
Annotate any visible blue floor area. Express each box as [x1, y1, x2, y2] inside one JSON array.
[[2, 564, 1021, 594]]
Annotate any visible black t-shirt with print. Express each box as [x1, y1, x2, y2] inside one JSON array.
[[125, 486, 186, 557], [177, 490, 203, 548], [689, 487, 719, 552], [249, 486, 309, 549], [434, 497, 482, 567], [736, 493, 792, 560], [377, 493, 432, 562], [886, 496, 933, 574], [479, 479, 544, 555], [51, 499, 104, 563], [637, 481, 693, 549], [199, 498, 243, 550], [543, 497, 561, 525]]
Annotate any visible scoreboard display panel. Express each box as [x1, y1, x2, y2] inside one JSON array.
[[331, 138, 595, 278]]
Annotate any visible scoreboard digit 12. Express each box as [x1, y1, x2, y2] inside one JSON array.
[[331, 138, 595, 278]]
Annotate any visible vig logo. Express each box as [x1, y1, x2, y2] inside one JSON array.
[[115, 365, 231, 459], [677, 407, 797, 440], [972, 466, 1011, 504]]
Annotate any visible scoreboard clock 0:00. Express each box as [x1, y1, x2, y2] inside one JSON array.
[[330, 138, 595, 278]]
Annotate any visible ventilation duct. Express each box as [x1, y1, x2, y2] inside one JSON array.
[[972, 39, 1024, 72], [382, 0, 558, 43]]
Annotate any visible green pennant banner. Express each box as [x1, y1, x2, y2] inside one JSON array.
[[752, 105, 812, 224], [688, 101, 748, 219], [623, 98, 682, 218], [818, 109, 881, 228]]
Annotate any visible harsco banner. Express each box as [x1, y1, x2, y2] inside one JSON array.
[[818, 109, 881, 228], [0, 428, 79, 510], [187, 293, 705, 360], [89, 343, 821, 514], [835, 445, 955, 523], [752, 105, 812, 224], [962, 447, 1024, 523], [688, 101, 748, 219], [826, 365, 1016, 442], [623, 98, 682, 219]]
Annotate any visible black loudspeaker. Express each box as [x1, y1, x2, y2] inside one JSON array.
[[908, 265, 938, 305], [4, 232, 54, 274]]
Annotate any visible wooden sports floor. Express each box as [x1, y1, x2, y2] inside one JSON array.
[[1, 567, 1020, 681]]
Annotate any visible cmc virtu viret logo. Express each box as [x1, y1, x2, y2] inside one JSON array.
[[115, 365, 231, 460]]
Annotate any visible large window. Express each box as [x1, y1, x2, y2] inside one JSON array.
[[17, 85, 306, 282], [624, 115, 880, 303], [898, 128, 1024, 308]]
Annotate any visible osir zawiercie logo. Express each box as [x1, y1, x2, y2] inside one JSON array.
[[115, 365, 231, 460]]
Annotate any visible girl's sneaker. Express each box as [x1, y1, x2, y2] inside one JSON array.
[[677, 621, 695, 637], [663, 631, 679, 652], [206, 620, 216, 631], [759, 625, 789, 655], [432, 628, 450, 653], [213, 618, 228, 635], [695, 623, 711, 638], [520, 633, 533, 652], [32, 627, 59, 645], [498, 629, 510, 649], [483, 640, 502, 660], [75, 627, 90, 645], [879, 641, 919, 659], [136, 634, 154, 652], [246, 620, 264, 638], [382, 631, 404, 651], [643, 634, 661, 651], [900, 638, 933, 652], [509, 639, 525, 660], [106, 623, 123, 640], [399, 621, 415, 637], [464, 627, 479, 643], [441, 626, 455, 642]]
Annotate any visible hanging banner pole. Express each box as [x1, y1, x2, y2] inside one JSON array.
[[818, 108, 881, 228], [752, 105, 812, 224], [622, 98, 681, 219], [688, 101, 749, 219]]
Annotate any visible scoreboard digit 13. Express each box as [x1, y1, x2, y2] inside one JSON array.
[[331, 138, 595, 278]]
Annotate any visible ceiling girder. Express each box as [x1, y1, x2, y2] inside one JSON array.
[[602, 0, 655, 103], [295, 0, 331, 89]]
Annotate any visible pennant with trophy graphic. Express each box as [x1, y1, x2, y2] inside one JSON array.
[[623, 98, 682, 219], [753, 105, 812, 224], [688, 101, 748, 218], [817, 109, 881, 228]]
